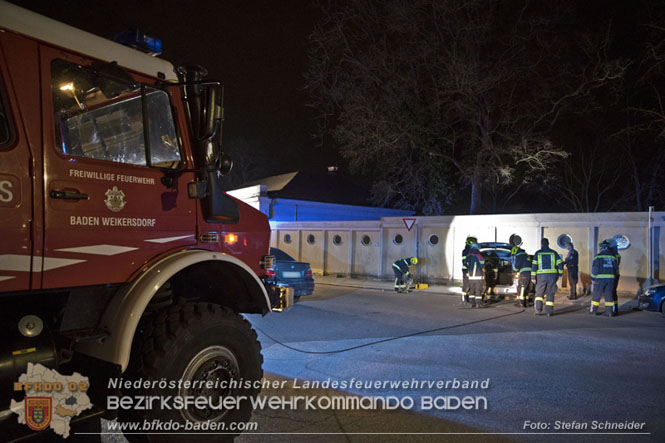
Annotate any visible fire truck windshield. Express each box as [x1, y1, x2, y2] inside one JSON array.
[[51, 59, 182, 169]]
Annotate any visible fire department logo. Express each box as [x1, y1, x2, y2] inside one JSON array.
[[25, 397, 52, 431], [11, 363, 92, 439], [104, 186, 126, 212]]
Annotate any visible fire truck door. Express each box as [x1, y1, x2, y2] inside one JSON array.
[[40, 47, 196, 289], [0, 33, 38, 292]]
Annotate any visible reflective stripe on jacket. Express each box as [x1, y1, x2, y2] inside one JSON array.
[[512, 250, 532, 275], [393, 258, 410, 274], [591, 250, 618, 281], [531, 247, 563, 276], [462, 244, 470, 273], [466, 249, 485, 280]]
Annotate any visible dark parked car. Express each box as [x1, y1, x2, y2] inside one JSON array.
[[267, 247, 315, 300], [638, 284, 665, 316]]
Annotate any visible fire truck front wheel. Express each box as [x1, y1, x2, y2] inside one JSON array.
[[121, 302, 263, 442]]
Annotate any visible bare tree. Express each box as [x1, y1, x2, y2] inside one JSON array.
[[555, 12, 665, 213], [606, 125, 665, 212], [306, 0, 627, 214], [222, 137, 272, 188], [555, 142, 624, 213], [626, 22, 665, 210]]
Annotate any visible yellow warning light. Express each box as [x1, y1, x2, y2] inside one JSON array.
[[224, 233, 238, 245]]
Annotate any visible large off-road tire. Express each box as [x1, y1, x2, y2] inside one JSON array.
[[122, 302, 263, 442]]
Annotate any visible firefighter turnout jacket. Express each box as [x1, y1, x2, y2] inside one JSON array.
[[531, 246, 564, 277], [393, 258, 411, 275], [591, 249, 619, 283], [462, 244, 470, 275], [512, 248, 531, 277], [466, 245, 485, 306], [532, 240, 563, 315], [590, 247, 619, 315], [466, 246, 485, 280], [512, 247, 532, 307]]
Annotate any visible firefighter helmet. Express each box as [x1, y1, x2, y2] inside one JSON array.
[[599, 240, 611, 249], [410, 257, 418, 265], [466, 236, 477, 246]]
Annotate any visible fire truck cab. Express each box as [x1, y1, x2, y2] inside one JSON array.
[[0, 1, 286, 440]]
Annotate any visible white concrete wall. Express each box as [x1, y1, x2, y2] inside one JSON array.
[[419, 226, 451, 280], [326, 230, 351, 275], [300, 230, 325, 274], [270, 212, 665, 295], [352, 230, 381, 276]]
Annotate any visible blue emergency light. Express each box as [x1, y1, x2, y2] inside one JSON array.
[[113, 29, 162, 56]]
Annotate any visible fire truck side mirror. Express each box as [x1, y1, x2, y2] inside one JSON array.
[[202, 85, 222, 142]]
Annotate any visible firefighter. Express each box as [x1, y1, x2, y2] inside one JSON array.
[[393, 257, 418, 293], [461, 236, 477, 304], [511, 245, 532, 307], [609, 239, 621, 315], [466, 241, 485, 308], [590, 240, 619, 316], [484, 251, 499, 299], [531, 238, 564, 316], [563, 242, 579, 300]]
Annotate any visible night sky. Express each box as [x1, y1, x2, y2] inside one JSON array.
[[11, 1, 665, 214], [16, 0, 326, 176]]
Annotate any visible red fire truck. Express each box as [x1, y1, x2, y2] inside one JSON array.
[[0, 1, 288, 440]]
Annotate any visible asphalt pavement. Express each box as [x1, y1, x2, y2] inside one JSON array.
[[96, 278, 662, 443], [240, 279, 664, 443]]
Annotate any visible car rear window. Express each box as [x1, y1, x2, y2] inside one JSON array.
[[480, 249, 511, 260], [270, 247, 295, 261]]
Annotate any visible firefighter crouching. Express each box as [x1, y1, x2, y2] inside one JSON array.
[[531, 238, 564, 317], [511, 245, 532, 308], [461, 236, 477, 304], [590, 240, 619, 317], [393, 257, 418, 293], [466, 241, 485, 308]]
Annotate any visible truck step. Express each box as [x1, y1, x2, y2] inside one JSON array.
[[60, 328, 109, 343]]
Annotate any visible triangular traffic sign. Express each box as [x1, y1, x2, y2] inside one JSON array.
[[403, 218, 416, 231]]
